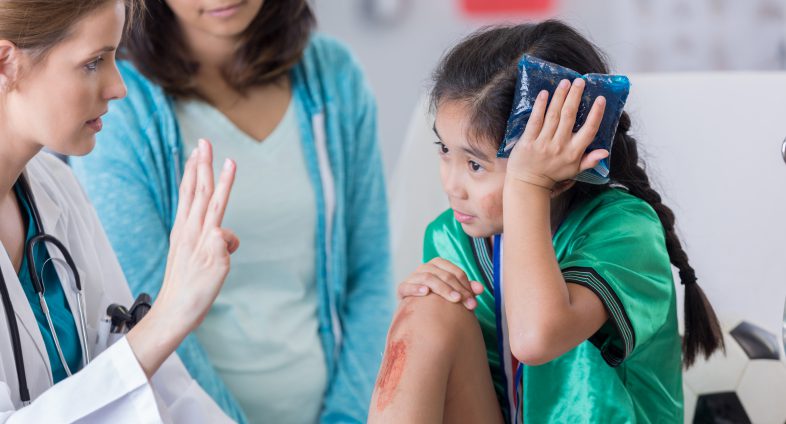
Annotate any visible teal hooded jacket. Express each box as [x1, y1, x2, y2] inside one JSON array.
[[71, 34, 393, 423]]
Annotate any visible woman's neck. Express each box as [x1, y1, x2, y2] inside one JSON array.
[[181, 22, 236, 71], [179, 25, 239, 104], [0, 133, 41, 198], [0, 133, 37, 272]]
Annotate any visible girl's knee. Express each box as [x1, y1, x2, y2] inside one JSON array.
[[388, 295, 478, 346]]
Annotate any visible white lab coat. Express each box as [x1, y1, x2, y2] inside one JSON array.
[[0, 152, 233, 423]]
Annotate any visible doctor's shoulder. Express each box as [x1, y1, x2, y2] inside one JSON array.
[[26, 152, 100, 229]]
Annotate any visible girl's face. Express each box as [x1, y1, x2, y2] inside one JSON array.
[[434, 101, 508, 238], [166, 0, 264, 39], [2, 0, 127, 156]]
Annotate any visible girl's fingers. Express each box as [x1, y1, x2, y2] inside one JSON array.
[[573, 96, 606, 150], [424, 265, 475, 302], [410, 273, 459, 302], [470, 280, 485, 295], [554, 78, 585, 142], [578, 149, 610, 172], [186, 139, 215, 231], [397, 282, 429, 300], [204, 158, 236, 228], [539, 79, 571, 141], [520, 90, 549, 143], [429, 258, 472, 291], [410, 272, 477, 310]]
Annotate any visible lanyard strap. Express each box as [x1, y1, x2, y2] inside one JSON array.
[[492, 234, 522, 423]]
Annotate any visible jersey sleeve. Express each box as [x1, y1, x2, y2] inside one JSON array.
[[558, 198, 676, 366]]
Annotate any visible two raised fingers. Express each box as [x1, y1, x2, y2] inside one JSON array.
[[172, 139, 237, 243], [204, 156, 236, 229], [186, 139, 216, 232]]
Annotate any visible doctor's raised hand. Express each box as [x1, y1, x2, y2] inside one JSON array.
[[127, 139, 238, 378]]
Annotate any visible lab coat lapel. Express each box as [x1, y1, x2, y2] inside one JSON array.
[[0, 242, 54, 390]]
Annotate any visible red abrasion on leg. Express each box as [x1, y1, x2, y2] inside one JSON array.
[[375, 339, 408, 411], [374, 304, 413, 411]]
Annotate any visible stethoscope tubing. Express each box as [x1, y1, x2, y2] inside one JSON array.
[[0, 174, 90, 404]]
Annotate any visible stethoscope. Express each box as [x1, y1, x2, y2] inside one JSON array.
[[0, 174, 91, 405]]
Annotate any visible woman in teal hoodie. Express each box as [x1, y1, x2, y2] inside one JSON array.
[[71, 1, 393, 423]]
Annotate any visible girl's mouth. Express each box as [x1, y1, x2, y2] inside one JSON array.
[[453, 209, 475, 224]]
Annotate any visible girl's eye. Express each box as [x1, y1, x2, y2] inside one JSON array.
[[85, 57, 104, 72], [469, 160, 483, 172], [434, 141, 449, 155]]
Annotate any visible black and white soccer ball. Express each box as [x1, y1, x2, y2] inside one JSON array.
[[683, 319, 786, 423]]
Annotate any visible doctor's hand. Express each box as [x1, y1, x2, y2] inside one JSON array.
[[128, 139, 238, 378]]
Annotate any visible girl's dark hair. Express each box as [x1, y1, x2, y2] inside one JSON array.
[[122, 0, 315, 98], [431, 20, 723, 367]]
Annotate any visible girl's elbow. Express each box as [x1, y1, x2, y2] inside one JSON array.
[[510, 332, 558, 366]]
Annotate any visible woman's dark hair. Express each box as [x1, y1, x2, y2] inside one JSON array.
[[431, 20, 723, 367], [122, 0, 315, 98]]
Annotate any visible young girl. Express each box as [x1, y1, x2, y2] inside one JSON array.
[[70, 1, 392, 422], [369, 21, 723, 423]]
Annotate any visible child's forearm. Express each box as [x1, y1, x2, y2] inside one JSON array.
[[502, 178, 606, 365]]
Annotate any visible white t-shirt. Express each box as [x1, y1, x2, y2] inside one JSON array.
[[176, 97, 326, 424]]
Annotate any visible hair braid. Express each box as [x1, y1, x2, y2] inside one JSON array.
[[610, 113, 724, 367]]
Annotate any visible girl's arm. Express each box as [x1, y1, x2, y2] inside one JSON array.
[[502, 78, 610, 365]]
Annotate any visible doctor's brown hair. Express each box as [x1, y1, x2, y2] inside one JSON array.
[[431, 20, 724, 367], [0, 0, 140, 62], [122, 0, 315, 98]]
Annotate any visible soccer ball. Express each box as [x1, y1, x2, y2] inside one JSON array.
[[683, 319, 786, 423]]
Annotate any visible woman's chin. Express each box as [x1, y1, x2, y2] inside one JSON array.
[[52, 135, 96, 157]]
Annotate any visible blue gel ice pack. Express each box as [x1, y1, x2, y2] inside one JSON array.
[[498, 55, 630, 184]]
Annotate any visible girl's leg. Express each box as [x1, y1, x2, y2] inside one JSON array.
[[368, 295, 504, 424]]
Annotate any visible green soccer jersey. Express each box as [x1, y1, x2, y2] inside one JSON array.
[[423, 188, 683, 423]]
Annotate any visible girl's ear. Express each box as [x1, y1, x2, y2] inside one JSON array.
[[0, 40, 21, 91], [551, 180, 576, 198]]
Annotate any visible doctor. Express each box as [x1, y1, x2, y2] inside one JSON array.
[[0, 0, 238, 422]]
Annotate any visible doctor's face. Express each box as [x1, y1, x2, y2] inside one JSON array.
[[4, 0, 127, 156]]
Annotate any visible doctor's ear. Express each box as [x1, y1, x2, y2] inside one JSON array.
[[0, 40, 21, 91]]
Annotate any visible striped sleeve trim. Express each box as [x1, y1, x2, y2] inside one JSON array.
[[562, 266, 636, 367], [470, 236, 495, 294]]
